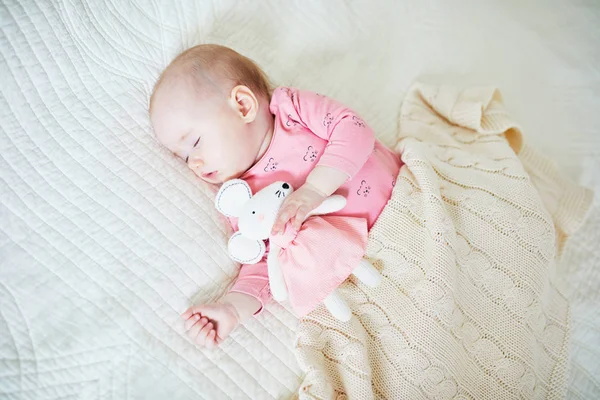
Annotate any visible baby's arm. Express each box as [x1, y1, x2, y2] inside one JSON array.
[[280, 87, 376, 180], [182, 293, 259, 348], [222, 292, 262, 318], [272, 88, 375, 232], [182, 261, 267, 347]]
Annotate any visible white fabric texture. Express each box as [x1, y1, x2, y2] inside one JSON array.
[[1, 1, 599, 399], [293, 83, 592, 399]]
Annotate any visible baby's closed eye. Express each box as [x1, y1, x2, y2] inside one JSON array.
[[185, 137, 202, 163]]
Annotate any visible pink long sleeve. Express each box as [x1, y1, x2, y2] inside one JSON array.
[[228, 259, 271, 314], [271, 88, 376, 179]]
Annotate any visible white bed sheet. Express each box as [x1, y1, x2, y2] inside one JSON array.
[[1, 1, 598, 398]]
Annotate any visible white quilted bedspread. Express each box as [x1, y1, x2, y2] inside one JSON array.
[[1, 1, 598, 399]]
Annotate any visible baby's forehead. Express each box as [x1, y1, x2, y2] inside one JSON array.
[[150, 77, 224, 142], [153, 72, 211, 109]]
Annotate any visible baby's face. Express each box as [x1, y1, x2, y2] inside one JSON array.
[[151, 78, 261, 184]]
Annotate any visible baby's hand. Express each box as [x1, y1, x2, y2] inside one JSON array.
[[181, 302, 240, 348], [271, 183, 327, 235]]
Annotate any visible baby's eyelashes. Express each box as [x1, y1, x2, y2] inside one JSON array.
[[184, 137, 201, 164]]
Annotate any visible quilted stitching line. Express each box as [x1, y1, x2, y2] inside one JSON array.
[[0, 167, 284, 399], [33, 1, 232, 243], [0, 119, 206, 304], [0, 49, 229, 293], [145, 0, 167, 66], [55, 1, 152, 82], [0, 131, 294, 397], [0, 109, 247, 397], [0, 212, 235, 400], [219, 337, 296, 397], [1, 143, 293, 398], [257, 308, 305, 371], [39, 0, 231, 238], [0, 282, 38, 394], [97, 0, 164, 48], [234, 324, 302, 386]]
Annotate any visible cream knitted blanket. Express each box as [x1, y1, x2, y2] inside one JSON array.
[[293, 84, 593, 400]]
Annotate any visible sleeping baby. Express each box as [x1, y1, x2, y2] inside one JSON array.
[[149, 44, 402, 348]]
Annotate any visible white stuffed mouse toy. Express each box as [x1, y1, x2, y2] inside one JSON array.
[[215, 179, 381, 321]]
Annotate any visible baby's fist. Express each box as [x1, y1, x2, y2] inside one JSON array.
[[181, 303, 240, 348]]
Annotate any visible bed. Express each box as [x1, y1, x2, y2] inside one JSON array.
[[1, 1, 598, 398]]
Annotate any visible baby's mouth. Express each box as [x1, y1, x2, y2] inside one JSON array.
[[201, 171, 217, 179]]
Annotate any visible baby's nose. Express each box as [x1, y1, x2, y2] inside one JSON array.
[[188, 156, 204, 169]]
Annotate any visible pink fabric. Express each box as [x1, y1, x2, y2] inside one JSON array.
[[271, 217, 368, 317], [229, 87, 402, 313]]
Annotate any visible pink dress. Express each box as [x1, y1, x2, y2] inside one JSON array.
[[228, 87, 402, 314], [272, 215, 369, 317]]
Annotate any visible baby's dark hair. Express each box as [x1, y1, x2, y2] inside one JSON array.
[[150, 44, 273, 112]]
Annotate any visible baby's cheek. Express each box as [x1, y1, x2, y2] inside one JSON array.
[[226, 145, 249, 168]]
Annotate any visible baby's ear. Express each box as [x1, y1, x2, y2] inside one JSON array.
[[215, 179, 252, 217], [227, 232, 266, 264]]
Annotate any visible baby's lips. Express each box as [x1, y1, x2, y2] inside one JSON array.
[[201, 171, 217, 179]]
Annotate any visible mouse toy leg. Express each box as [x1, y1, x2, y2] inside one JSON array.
[[323, 289, 352, 322], [352, 259, 382, 287]]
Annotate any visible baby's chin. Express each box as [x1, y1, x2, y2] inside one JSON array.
[[199, 170, 243, 185]]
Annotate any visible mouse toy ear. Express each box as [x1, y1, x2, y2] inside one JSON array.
[[227, 232, 266, 264], [215, 179, 253, 217]]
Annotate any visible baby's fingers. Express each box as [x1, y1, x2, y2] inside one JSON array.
[[181, 305, 206, 320], [194, 322, 214, 347], [205, 329, 218, 349], [293, 206, 310, 230], [272, 205, 295, 235], [186, 316, 209, 339], [184, 314, 202, 331]]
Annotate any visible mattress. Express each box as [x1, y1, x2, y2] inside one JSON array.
[[1, 1, 598, 398]]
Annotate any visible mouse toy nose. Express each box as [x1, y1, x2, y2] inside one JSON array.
[[282, 183, 289, 189]]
